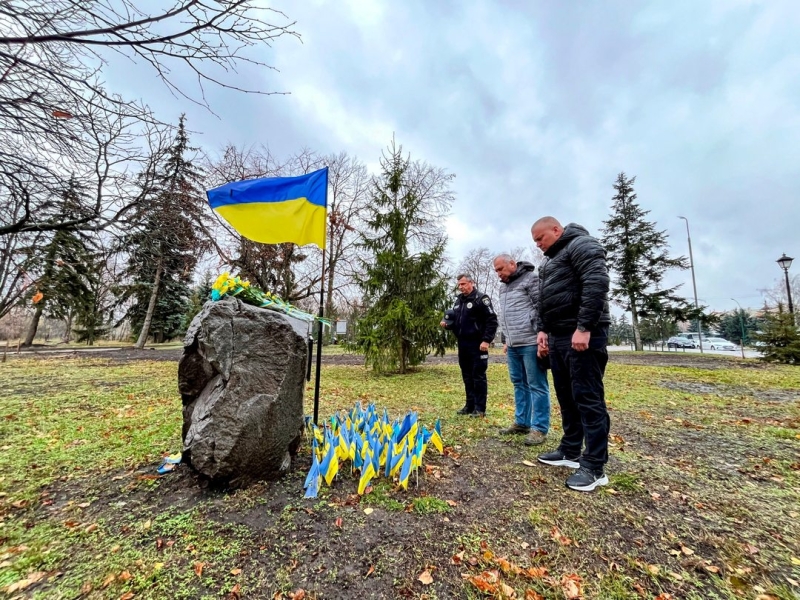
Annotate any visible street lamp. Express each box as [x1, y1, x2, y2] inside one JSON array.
[[776, 253, 794, 315], [731, 298, 747, 359], [679, 216, 703, 353]]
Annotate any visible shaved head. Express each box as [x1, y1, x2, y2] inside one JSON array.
[[531, 216, 564, 252]]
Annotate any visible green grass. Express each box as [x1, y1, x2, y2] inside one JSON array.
[[1, 355, 799, 599]]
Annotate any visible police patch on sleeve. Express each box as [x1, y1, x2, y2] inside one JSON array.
[[482, 296, 491, 305]]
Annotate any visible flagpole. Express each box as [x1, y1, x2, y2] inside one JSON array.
[[312, 167, 329, 426]]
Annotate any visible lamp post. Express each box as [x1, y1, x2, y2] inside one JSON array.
[[679, 216, 703, 353], [731, 298, 747, 359], [776, 253, 794, 317]]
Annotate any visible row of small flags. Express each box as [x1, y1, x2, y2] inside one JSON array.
[[303, 403, 444, 499]]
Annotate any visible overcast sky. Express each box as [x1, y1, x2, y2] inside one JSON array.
[[109, 0, 800, 312]]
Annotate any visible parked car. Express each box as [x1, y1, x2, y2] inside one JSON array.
[[667, 336, 696, 348], [705, 337, 737, 351]]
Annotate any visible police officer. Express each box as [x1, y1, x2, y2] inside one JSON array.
[[441, 273, 498, 417]]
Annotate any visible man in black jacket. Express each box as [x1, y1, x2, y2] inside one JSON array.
[[441, 274, 498, 417], [531, 217, 611, 492]]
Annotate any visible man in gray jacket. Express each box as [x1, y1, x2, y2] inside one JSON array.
[[493, 254, 551, 445]]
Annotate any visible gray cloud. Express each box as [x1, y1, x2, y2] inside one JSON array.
[[103, 0, 800, 311]]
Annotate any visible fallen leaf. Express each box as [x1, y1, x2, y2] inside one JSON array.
[[418, 570, 434, 585], [365, 565, 375, 577], [521, 460, 536, 467], [80, 582, 93, 594], [654, 595, 672, 600], [290, 589, 305, 600], [102, 574, 116, 588], [561, 573, 582, 599], [451, 551, 465, 564], [446, 499, 458, 506], [680, 545, 694, 556], [525, 590, 545, 600], [230, 568, 242, 576], [119, 593, 135, 600], [334, 517, 343, 528], [500, 582, 517, 597], [791, 556, 800, 566], [228, 583, 242, 599], [551, 527, 573, 546], [647, 564, 660, 575], [704, 565, 720, 574], [744, 543, 759, 555], [525, 566, 548, 578], [5, 571, 48, 593], [118, 570, 132, 582], [363, 508, 374, 515], [194, 561, 204, 577], [755, 596, 780, 600]]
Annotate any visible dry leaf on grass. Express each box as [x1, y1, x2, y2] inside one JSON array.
[[193, 561, 204, 577], [525, 590, 545, 600], [561, 573, 582, 599], [418, 570, 434, 585], [230, 568, 242, 576], [119, 593, 135, 600]]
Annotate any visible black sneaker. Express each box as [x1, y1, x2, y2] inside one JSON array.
[[565, 466, 609, 492], [469, 411, 485, 418], [537, 449, 580, 469], [456, 406, 473, 415]]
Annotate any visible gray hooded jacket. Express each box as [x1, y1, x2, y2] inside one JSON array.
[[498, 261, 540, 347]]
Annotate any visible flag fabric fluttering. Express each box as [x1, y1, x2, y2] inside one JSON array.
[[301, 403, 445, 498], [207, 167, 328, 249]]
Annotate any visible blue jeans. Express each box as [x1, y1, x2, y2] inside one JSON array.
[[507, 344, 550, 433]]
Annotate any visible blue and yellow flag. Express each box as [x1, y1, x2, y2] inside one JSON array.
[[206, 167, 328, 249]]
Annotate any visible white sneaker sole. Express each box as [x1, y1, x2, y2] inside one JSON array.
[[567, 475, 609, 492], [537, 457, 580, 469]]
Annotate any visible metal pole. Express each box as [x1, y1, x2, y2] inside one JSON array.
[[679, 216, 703, 353], [783, 268, 794, 315], [731, 299, 746, 359]]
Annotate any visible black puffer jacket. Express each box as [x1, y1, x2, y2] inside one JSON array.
[[536, 223, 610, 335]]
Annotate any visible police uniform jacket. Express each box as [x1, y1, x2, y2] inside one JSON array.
[[450, 288, 498, 344]]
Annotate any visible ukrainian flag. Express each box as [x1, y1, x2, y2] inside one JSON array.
[[206, 167, 328, 249]]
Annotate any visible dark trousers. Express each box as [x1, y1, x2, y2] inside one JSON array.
[[457, 340, 489, 413], [549, 327, 610, 470]]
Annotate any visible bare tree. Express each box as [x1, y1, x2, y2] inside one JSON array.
[[457, 247, 500, 306], [0, 0, 299, 235]]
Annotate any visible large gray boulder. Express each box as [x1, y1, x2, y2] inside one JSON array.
[[179, 297, 309, 488]]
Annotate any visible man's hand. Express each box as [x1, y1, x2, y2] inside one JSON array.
[[536, 332, 549, 358], [572, 329, 590, 351], [439, 320, 446, 328], [502, 343, 507, 354], [479, 341, 490, 352]]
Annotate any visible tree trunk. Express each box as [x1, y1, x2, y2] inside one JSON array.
[[628, 296, 643, 351], [63, 310, 73, 342], [22, 304, 44, 347], [135, 257, 163, 350]]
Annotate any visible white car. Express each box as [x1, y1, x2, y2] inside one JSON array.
[[705, 337, 737, 351]]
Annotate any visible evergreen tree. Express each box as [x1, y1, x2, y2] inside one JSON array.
[[601, 173, 690, 351], [352, 140, 453, 374], [754, 303, 800, 364], [719, 309, 758, 345], [22, 179, 97, 346], [116, 115, 210, 347], [182, 271, 214, 330]]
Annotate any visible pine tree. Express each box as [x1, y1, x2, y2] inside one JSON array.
[[352, 141, 453, 374], [754, 303, 800, 364], [117, 115, 210, 347], [601, 173, 689, 351], [22, 179, 97, 346]]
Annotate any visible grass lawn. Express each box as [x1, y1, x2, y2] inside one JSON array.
[[1, 354, 799, 599]]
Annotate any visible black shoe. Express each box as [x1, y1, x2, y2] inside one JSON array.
[[456, 406, 473, 415], [566, 466, 609, 492], [537, 449, 580, 469], [469, 411, 485, 418]]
